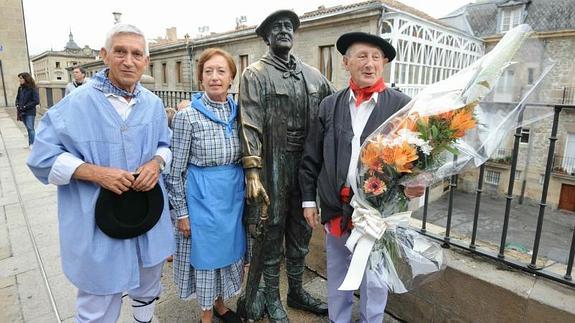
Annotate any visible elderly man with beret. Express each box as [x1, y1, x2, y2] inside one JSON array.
[[299, 32, 425, 322], [238, 9, 334, 322]]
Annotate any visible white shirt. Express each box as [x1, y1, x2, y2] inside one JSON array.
[[302, 91, 378, 208], [47, 93, 172, 185]]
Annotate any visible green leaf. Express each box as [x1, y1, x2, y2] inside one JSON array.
[[445, 145, 460, 155], [431, 125, 439, 138]]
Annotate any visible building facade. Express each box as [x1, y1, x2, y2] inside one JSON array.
[[441, 0, 575, 211], [31, 31, 98, 83], [0, 0, 31, 107], [135, 0, 482, 105]]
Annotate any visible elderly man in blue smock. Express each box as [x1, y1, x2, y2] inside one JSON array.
[[27, 24, 173, 323]]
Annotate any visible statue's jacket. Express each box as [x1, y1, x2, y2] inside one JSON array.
[[239, 52, 334, 226]]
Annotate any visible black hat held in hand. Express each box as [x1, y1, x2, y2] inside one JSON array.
[[95, 175, 164, 239]]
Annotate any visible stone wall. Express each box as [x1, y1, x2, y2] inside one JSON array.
[[148, 47, 191, 92], [387, 246, 575, 323], [538, 36, 575, 104]]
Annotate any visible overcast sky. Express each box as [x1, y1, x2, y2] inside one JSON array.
[[23, 0, 471, 56]]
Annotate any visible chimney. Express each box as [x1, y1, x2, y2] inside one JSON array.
[[166, 27, 177, 41]]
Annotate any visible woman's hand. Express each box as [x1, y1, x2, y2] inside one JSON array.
[[177, 217, 191, 238]]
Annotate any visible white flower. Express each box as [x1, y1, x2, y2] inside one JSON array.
[[393, 128, 432, 155], [420, 143, 433, 155]]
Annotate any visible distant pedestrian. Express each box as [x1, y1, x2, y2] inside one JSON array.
[[27, 24, 173, 323], [65, 66, 89, 96], [15, 72, 39, 148]]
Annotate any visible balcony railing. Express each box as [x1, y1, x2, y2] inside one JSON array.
[[562, 86, 575, 105], [488, 148, 513, 165], [417, 103, 575, 288], [553, 155, 575, 176], [153, 90, 238, 109]]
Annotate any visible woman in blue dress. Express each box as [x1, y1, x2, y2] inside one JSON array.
[[166, 48, 245, 323]]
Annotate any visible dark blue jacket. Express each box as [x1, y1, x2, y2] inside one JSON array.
[[15, 86, 39, 115], [299, 87, 411, 223]]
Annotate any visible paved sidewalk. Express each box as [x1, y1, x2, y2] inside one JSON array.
[[0, 107, 401, 323]]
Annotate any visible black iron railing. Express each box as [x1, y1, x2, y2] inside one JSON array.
[[418, 104, 575, 287], [153, 90, 238, 108], [562, 86, 575, 105], [153, 90, 198, 108], [553, 155, 575, 176]]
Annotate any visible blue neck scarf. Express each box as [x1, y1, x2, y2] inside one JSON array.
[[191, 92, 237, 138], [91, 68, 142, 98]]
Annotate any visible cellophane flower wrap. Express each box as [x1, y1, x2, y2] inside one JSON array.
[[343, 24, 555, 293]]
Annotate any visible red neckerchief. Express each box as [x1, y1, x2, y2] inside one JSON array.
[[349, 78, 386, 107]]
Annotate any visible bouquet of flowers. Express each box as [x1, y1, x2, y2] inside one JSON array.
[[340, 24, 555, 293]]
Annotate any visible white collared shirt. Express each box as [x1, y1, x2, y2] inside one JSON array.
[[47, 93, 172, 185], [302, 91, 379, 208]]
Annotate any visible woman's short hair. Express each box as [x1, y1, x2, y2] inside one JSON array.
[[104, 24, 149, 56], [17, 72, 36, 88], [196, 48, 237, 88]]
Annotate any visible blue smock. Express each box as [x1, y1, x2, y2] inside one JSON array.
[[26, 82, 174, 295]]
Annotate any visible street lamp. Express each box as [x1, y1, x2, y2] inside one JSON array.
[[112, 12, 122, 24], [184, 33, 194, 92]]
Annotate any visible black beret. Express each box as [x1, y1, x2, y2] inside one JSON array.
[[336, 32, 396, 62], [95, 178, 164, 239], [255, 10, 300, 38]]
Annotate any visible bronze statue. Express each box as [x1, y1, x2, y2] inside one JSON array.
[[237, 9, 335, 322]]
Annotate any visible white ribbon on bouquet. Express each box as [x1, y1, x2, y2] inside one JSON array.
[[338, 197, 411, 291]]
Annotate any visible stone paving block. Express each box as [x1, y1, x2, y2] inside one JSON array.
[[0, 206, 5, 225], [19, 188, 55, 203], [0, 222, 11, 261], [0, 195, 20, 207], [5, 203, 27, 227], [16, 269, 55, 322], [36, 245, 63, 278], [6, 224, 34, 257], [23, 195, 57, 210], [0, 251, 37, 277], [29, 221, 59, 248], [0, 276, 24, 323], [0, 275, 17, 289], [48, 273, 77, 320]]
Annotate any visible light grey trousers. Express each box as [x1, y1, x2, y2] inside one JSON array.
[[326, 231, 388, 323], [75, 261, 164, 323]]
